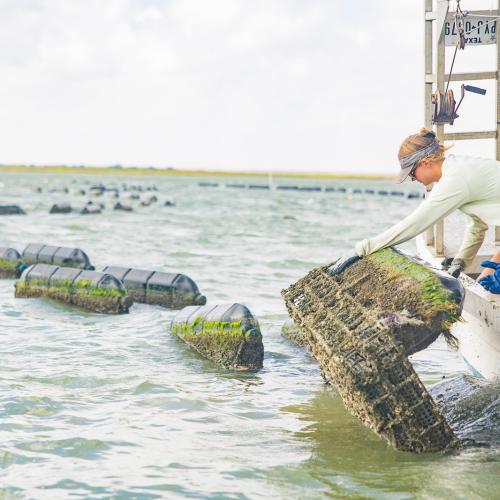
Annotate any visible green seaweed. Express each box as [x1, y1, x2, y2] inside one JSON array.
[[16, 277, 124, 299], [171, 316, 249, 363], [0, 258, 19, 272], [370, 248, 461, 323], [172, 317, 244, 342]]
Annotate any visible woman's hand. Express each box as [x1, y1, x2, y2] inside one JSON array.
[[328, 253, 361, 276]]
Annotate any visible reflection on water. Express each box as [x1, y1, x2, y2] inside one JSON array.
[[284, 386, 499, 499], [0, 172, 498, 498]]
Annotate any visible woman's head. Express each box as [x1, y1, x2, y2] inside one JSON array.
[[397, 128, 451, 185]]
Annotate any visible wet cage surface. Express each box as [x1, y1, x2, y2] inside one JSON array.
[[0, 172, 498, 499]]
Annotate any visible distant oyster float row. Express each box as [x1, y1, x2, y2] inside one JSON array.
[[198, 182, 425, 199], [0, 199, 175, 216], [0, 243, 263, 371]]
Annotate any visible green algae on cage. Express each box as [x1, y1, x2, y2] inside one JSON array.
[[0, 258, 21, 279], [282, 248, 465, 453], [370, 248, 462, 323], [15, 272, 131, 314], [171, 305, 264, 370]]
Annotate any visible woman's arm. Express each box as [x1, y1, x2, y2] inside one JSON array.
[[355, 176, 470, 257]]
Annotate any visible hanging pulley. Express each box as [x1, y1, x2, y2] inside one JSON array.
[[432, 84, 487, 125], [431, 1, 487, 125]]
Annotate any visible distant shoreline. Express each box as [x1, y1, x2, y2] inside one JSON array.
[[0, 164, 393, 181]]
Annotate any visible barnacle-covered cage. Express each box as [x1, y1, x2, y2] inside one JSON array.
[[281, 248, 464, 453]]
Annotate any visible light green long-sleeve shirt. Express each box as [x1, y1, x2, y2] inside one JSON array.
[[355, 155, 500, 265]]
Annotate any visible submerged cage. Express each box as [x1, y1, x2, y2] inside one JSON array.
[[171, 303, 264, 370], [15, 264, 131, 314]]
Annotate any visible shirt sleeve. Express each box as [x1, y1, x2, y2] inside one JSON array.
[[355, 176, 470, 257], [454, 213, 488, 265]]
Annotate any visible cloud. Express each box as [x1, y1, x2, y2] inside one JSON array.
[[0, 0, 496, 172]]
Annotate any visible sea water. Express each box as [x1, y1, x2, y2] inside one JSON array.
[[0, 172, 498, 499]]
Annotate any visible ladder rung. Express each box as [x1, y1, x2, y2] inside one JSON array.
[[444, 131, 497, 141], [425, 72, 497, 83]]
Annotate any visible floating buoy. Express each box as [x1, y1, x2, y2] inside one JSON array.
[[114, 202, 133, 212], [22, 243, 94, 270], [0, 205, 25, 215], [102, 266, 206, 309], [81, 204, 102, 215], [15, 264, 132, 314], [407, 192, 423, 199], [49, 202, 72, 214], [171, 303, 264, 370], [0, 247, 22, 279], [141, 195, 158, 206], [248, 185, 270, 190]]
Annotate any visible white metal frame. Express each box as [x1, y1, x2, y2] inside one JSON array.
[[424, 0, 500, 254]]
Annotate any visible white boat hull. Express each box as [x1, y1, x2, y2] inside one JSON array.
[[416, 235, 500, 380]]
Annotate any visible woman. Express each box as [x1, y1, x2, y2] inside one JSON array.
[[331, 128, 500, 294]]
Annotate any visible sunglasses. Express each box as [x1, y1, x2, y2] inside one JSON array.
[[408, 163, 420, 181]]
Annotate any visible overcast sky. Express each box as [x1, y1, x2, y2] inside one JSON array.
[[0, 0, 497, 174]]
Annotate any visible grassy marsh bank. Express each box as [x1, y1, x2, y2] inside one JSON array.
[[0, 164, 392, 180]]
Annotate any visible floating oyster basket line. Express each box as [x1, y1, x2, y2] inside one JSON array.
[[171, 303, 264, 370], [15, 264, 132, 314], [281, 248, 464, 453], [0, 205, 25, 215], [103, 266, 206, 309], [0, 247, 23, 279], [22, 243, 94, 270]]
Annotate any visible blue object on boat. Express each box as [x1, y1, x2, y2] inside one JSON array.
[[478, 261, 500, 294]]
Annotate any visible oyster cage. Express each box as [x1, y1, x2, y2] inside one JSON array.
[[281, 262, 461, 453]]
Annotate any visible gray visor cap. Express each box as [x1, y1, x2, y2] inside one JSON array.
[[396, 141, 439, 183]]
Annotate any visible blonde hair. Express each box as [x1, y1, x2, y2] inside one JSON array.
[[398, 128, 452, 165]]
